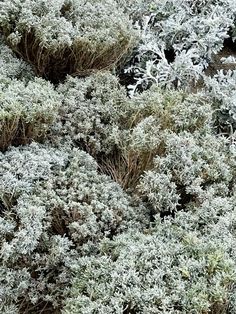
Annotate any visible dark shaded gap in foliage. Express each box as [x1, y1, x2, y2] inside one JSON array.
[[205, 32, 236, 79], [224, 24, 236, 52], [176, 186, 193, 211], [0, 199, 6, 215], [160, 210, 175, 220], [160, 187, 192, 220], [123, 302, 138, 314], [19, 299, 61, 314], [164, 47, 176, 63]]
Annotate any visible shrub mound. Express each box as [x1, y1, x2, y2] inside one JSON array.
[[0, 76, 60, 151], [64, 210, 236, 314], [0, 37, 33, 80], [0, 0, 137, 82], [55, 72, 128, 155], [139, 131, 236, 216], [0, 144, 147, 312], [98, 86, 214, 190]]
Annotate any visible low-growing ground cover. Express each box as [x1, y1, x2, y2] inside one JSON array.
[[0, 1, 236, 313]]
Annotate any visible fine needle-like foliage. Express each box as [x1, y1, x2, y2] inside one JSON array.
[[0, 76, 60, 151], [1, 1, 236, 313], [0, 0, 137, 82]]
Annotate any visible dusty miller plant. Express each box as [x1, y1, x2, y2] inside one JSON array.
[[121, 0, 236, 95]]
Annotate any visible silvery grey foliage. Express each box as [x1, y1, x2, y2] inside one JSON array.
[[0, 143, 71, 310], [0, 75, 60, 150], [105, 86, 214, 190], [0, 0, 133, 50], [0, 37, 33, 80], [122, 0, 236, 95], [38, 149, 148, 246], [126, 86, 213, 136], [139, 131, 235, 214], [0, 143, 147, 311], [1, 1, 236, 313], [56, 72, 128, 155], [0, 0, 137, 79], [64, 209, 236, 314], [0, 142, 68, 204], [204, 69, 236, 133]]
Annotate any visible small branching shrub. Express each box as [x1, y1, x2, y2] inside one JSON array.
[[100, 86, 213, 190], [0, 75, 60, 151], [55, 72, 128, 155], [0, 0, 137, 82], [120, 0, 236, 95], [63, 212, 236, 314], [139, 131, 235, 215], [0, 37, 34, 80], [0, 144, 147, 311]]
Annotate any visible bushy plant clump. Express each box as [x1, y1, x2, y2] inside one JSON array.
[[139, 131, 236, 215], [0, 142, 67, 204], [0, 143, 147, 312], [63, 209, 236, 314], [120, 0, 236, 95], [55, 72, 128, 155], [0, 37, 34, 80], [37, 149, 148, 247], [0, 143, 70, 312], [0, 0, 137, 81], [0, 76, 60, 151], [99, 86, 214, 190]]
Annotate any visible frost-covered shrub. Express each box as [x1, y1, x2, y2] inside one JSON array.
[[139, 131, 235, 215], [0, 195, 76, 312], [0, 75, 60, 151], [0, 142, 68, 207], [204, 69, 236, 133], [38, 149, 148, 247], [0, 143, 71, 311], [0, 0, 137, 81], [102, 86, 213, 190], [125, 86, 213, 135], [63, 213, 236, 314], [0, 144, 147, 311], [0, 37, 34, 80], [55, 72, 129, 155], [121, 0, 236, 94]]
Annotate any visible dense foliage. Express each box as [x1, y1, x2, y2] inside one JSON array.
[[0, 0, 236, 313], [0, 0, 136, 81]]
